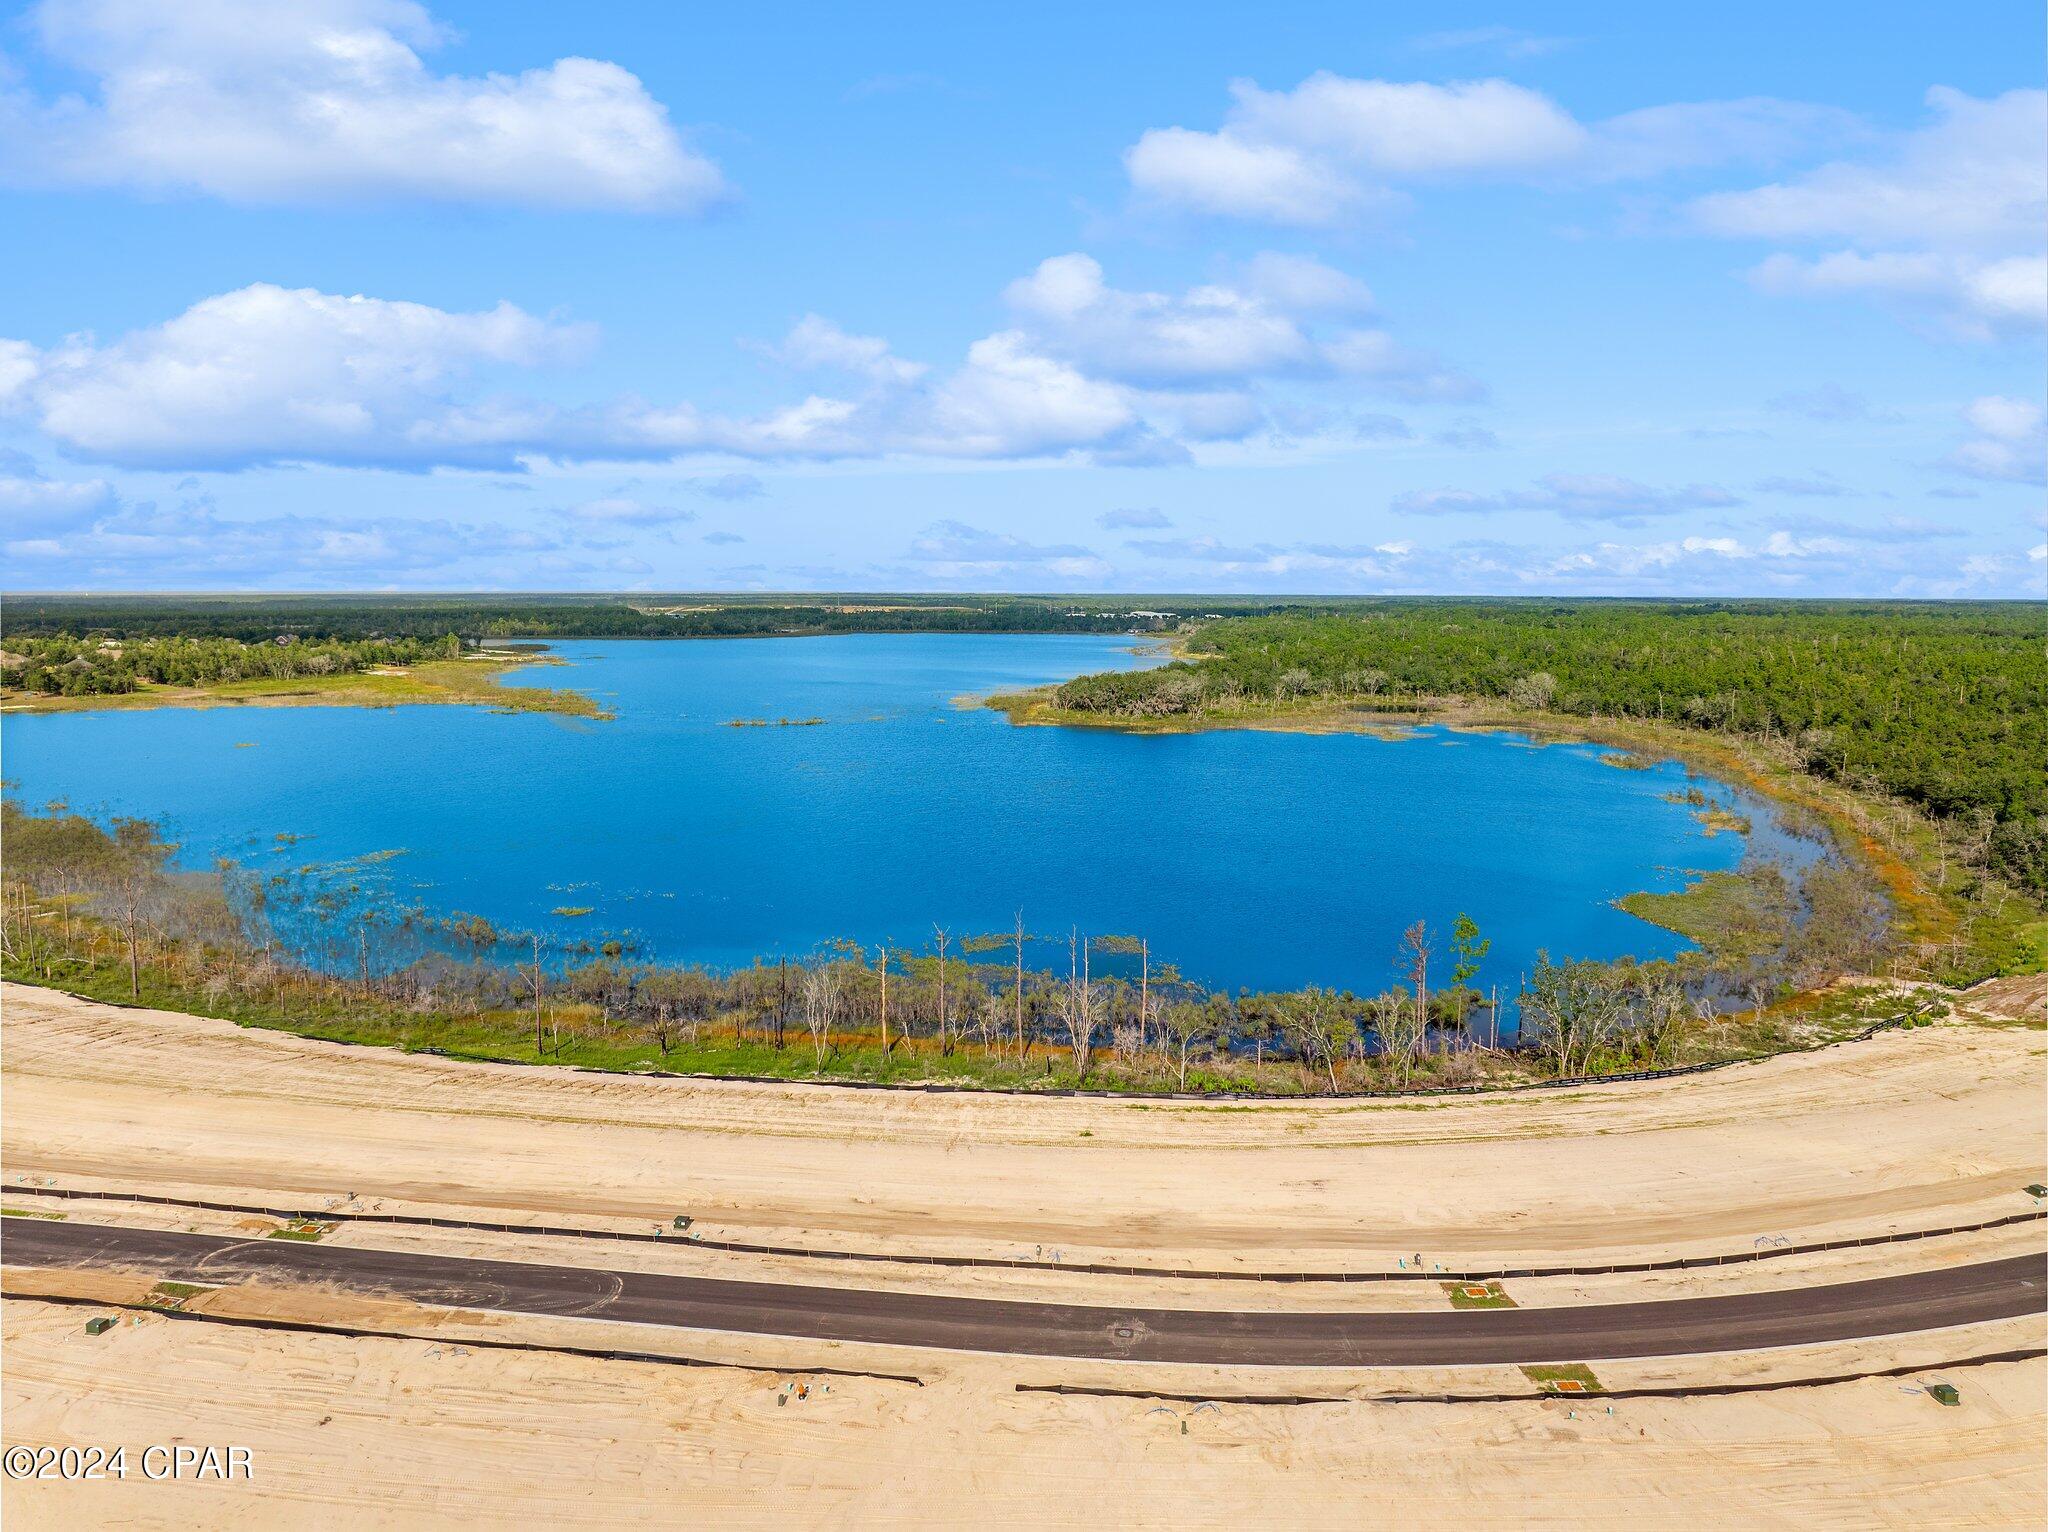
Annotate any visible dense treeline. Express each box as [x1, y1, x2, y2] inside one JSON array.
[[0, 632, 461, 697], [1, 801, 1904, 1095], [1, 594, 1293, 643], [1054, 603, 2048, 892]]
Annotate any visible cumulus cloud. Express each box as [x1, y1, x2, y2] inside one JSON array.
[[759, 316, 928, 384], [4, 259, 1473, 472], [999, 253, 1468, 399], [1391, 473, 1740, 523], [1124, 73, 1853, 225], [6, 283, 593, 471], [1695, 88, 2047, 336], [1944, 394, 2046, 484], [0, 0, 727, 211]]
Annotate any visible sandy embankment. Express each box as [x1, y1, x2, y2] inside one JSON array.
[[4, 1296, 2043, 1530], [3, 983, 2045, 1526], [4, 983, 2043, 1271]]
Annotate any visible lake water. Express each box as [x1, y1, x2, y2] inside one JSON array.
[[1, 634, 1807, 998]]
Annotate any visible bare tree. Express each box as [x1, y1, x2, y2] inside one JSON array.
[[1519, 954, 1632, 1077], [1280, 987, 1352, 1093], [522, 931, 545, 1055], [800, 961, 841, 1069], [1060, 929, 1103, 1079], [1012, 910, 1026, 1061], [1158, 1001, 1215, 1090], [876, 946, 891, 1057], [933, 925, 950, 1055], [1629, 969, 1690, 1064], [1398, 920, 1434, 1055], [1371, 987, 1427, 1084]]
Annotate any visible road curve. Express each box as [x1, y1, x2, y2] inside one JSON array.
[[5, 1218, 2042, 1366]]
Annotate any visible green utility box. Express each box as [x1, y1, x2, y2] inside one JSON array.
[[84, 1316, 116, 1336], [1928, 1383, 1961, 1407], [2024, 1184, 2046, 1199], [673, 1215, 693, 1230]]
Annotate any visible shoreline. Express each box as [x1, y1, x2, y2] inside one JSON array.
[[979, 681, 1984, 972], [0, 650, 607, 721]]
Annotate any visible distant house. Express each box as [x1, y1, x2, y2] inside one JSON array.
[[274, 634, 298, 645], [61, 656, 97, 673], [0, 650, 25, 670]]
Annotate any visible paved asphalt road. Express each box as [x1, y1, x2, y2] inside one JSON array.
[[5, 1218, 2042, 1366]]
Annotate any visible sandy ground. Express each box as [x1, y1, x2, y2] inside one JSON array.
[[4, 984, 2045, 1525], [4, 1295, 2043, 1529], [5, 984, 2043, 1271]]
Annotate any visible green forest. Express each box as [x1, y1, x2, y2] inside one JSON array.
[[1050, 602, 2048, 894], [0, 632, 464, 697], [1, 592, 1249, 643]]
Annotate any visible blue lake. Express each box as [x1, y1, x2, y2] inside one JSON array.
[[1, 634, 1803, 997]]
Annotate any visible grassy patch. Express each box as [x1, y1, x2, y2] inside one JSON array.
[[1444, 1280, 1517, 1309], [1522, 1363, 1604, 1394], [0, 1206, 67, 1220], [1599, 751, 1653, 770], [3, 655, 606, 720], [1618, 870, 1792, 959], [1694, 807, 1752, 837], [145, 1280, 211, 1309], [267, 1220, 331, 1242]]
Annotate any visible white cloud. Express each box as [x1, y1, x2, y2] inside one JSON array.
[[0, 453, 116, 536], [1123, 129, 1366, 225], [1587, 99, 1863, 183], [3, 258, 1474, 472], [904, 519, 1108, 581], [761, 316, 928, 384], [1124, 73, 1852, 225], [1751, 251, 2047, 334], [1696, 88, 2047, 336], [1124, 534, 1415, 581], [2, 484, 609, 587], [2, 0, 726, 211], [1392, 472, 1740, 523], [1944, 394, 2046, 484], [12, 283, 591, 470], [1240, 252, 1376, 315], [1005, 254, 1314, 384], [1695, 88, 2043, 246], [1229, 75, 1588, 177]]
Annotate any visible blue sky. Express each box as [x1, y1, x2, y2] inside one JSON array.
[[1, 0, 2042, 594]]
